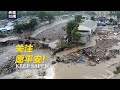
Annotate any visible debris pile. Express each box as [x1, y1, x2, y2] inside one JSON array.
[[83, 39, 119, 62], [55, 38, 120, 65], [0, 56, 16, 76], [108, 49, 120, 59]]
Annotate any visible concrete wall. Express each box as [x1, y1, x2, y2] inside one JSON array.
[[79, 35, 90, 44]]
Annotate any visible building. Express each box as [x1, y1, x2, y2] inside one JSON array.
[[108, 11, 117, 20], [0, 22, 14, 34], [94, 11, 110, 18], [82, 15, 90, 21], [94, 11, 117, 21], [78, 20, 97, 43]]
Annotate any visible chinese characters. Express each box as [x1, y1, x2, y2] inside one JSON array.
[[15, 44, 46, 64], [8, 11, 17, 19]]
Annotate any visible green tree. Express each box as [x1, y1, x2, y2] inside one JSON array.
[[14, 18, 38, 33], [70, 27, 81, 43], [75, 15, 82, 23], [14, 23, 24, 33], [37, 11, 55, 22], [38, 12, 47, 21], [0, 11, 7, 20], [46, 13, 55, 23], [109, 18, 114, 24], [63, 20, 80, 44], [91, 16, 95, 21], [29, 18, 38, 30], [0, 32, 7, 38]]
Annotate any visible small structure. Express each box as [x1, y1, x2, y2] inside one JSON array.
[[48, 39, 60, 50], [78, 20, 97, 43], [0, 21, 14, 34]]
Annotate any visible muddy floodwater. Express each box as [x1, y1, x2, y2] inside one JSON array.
[[54, 34, 120, 79]]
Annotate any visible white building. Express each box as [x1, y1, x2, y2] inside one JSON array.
[[94, 11, 117, 21], [82, 15, 90, 20], [94, 11, 110, 18], [0, 22, 14, 33], [78, 20, 97, 43]]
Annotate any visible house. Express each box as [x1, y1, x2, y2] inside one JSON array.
[[0, 25, 14, 34], [7, 22, 14, 26], [94, 11, 118, 22], [78, 20, 97, 43], [80, 20, 97, 33], [94, 11, 110, 18], [82, 15, 90, 21], [108, 11, 117, 20]]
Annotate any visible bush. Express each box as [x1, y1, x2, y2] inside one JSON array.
[[53, 47, 66, 55], [57, 40, 68, 49], [106, 56, 111, 60], [0, 33, 7, 38], [14, 19, 38, 33], [113, 71, 119, 74], [52, 40, 68, 55], [116, 66, 120, 71], [113, 66, 120, 74]]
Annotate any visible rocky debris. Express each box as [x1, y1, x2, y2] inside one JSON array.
[[85, 39, 119, 61], [107, 49, 120, 59], [36, 23, 67, 43], [51, 61, 56, 65], [56, 38, 120, 65], [38, 69, 46, 76], [0, 56, 16, 76], [113, 65, 120, 74], [0, 64, 50, 79]]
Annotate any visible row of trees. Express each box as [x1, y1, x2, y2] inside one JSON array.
[[14, 11, 77, 34], [37, 12, 55, 23], [0, 11, 7, 20], [17, 11, 55, 23], [14, 18, 37, 33], [17, 11, 77, 17], [0, 33, 7, 38]]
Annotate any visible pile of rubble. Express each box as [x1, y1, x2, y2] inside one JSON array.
[[108, 49, 120, 59], [55, 52, 87, 64], [36, 23, 67, 43], [53, 38, 120, 65], [83, 39, 119, 62], [0, 56, 16, 76]]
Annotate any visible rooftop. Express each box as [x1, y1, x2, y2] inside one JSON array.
[[81, 20, 97, 29]]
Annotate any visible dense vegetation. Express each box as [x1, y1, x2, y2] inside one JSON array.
[[75, 15, 82, 23], [0, 11, 78, 20], [63, 20, 80, 44], [91, 16, 95, 21], [53, 18, 81, 55], [0, 33, 7, 38], [14, 18, 38, 33], [113, 66, 120, 74], [37, 11, 55, 23], [0, 11, 7, 20]]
